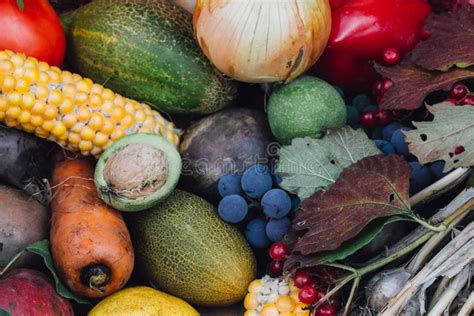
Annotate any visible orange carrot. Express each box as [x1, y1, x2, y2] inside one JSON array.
[[50, 155, 134, 298]]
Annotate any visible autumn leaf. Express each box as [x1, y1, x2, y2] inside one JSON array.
[[412, 4, 474, 71], [290, 155, 411, 256], [276, 127, 381, 200], [375, 61, 474, 110], [405, 103, 474, 171]]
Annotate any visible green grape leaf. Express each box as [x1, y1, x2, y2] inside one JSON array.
[[16, 0, 24, 10], [26, 240, 90, 305], [0, 308, 11, 316], [406, 103, 474, 172], [289, 155, 411, 256], [276, 126, 381, 200], [285, 216, 405, 270]]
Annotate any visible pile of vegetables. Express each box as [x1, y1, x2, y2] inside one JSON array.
[[1, 0, 473, 316]]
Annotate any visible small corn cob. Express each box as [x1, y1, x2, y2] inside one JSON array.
[[0, 50, 181, 156], [244, 276, 310, 316]]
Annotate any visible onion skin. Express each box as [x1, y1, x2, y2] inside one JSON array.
[[193, 0, 331, 83]]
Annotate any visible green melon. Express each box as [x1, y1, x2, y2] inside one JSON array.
[[64, 0, 236, 115], [267, 76, 347, 144], [127, 190, 256, 306]]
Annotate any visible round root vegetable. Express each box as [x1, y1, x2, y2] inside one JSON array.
[[0, 184, 49, 267], [50, 156, 134, 298], [95, 134, 181, 212]]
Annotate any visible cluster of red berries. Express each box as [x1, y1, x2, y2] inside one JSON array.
[[445, 82, 474, 106], [268, 242, 340, 316]]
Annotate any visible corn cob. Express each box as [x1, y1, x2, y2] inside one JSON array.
[[0, 50, 181, 156], [244, 276, 310, 316]]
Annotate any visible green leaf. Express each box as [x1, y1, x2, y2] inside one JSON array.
[[285, 216, 405, 270], [405, 103, 474, 172], [276, 126, 381, 200], [26, 240, 90, 305], [0, 308, 11, 316], [16, 0, 24, 10]]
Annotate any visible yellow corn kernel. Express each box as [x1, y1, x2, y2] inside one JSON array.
[[102, 88, 114, 100], [90, 84, 103, 94], [120, 114, 135, 129], [124, 102, 135, 114], [35, 84, 49, 100], [41, 120, 54, 132], [90, 146, 103, 156], [4, 119, 18, 127], [244, 311, 259, 316], [74, 92, 88, 106], [70, 73, 82, 82], [0, 60, 14, 74], [10, 54, 25, 67], [51, 122, 67, 138], [101, 119, 114, 135], [113, 95, 125, 107], [18, 111, 31, 124], [134, 109, 146, 122], [15, 78, 30, 93], [60, 70, 73, 82], [79, 140, 93, 152], [48, 89, 63, 106], [35, 128, 49, 138], [47, 70, 60, 82], [23, 67, 39, 82], [0, 51, 10, 61], [80, 126, 95, 141], [89, 112, 105, 130], [248, 279, 263, 293], [101, 100, 114, 114], [6, 106, 21, 119], [23, 57, 38, 68], [62, 114, 77, 128], [0, 112, 7, 119], [261, 303, 280, 316], [38, 71, 50, 83], [1, 75, 16, 92], [62, 83, 76, 96], [76, 78, 93, 92], [138, 126, 152, 134], [0, 98, 7, 111], [44, 105, 58, 120], [68, 133, 81, 145], [89, 93, 103, 108], [49, 66, 61, 75], [21, 92, 35, 110], [110, 127, 125, 140], [77, 106, 91, 122], [280, 312, 294, 316], [294, 302, 310, 315], [30, 115, 43, 127], [38, 61, 49, 72], [290, 289, 300, 303], [277, 296, 295, 312], [243, 293, 259, 311], [93, 132, 109, 147], [111, 106, 125, 121], [7, 92, 21, 106], [59, 97, 74, 114], [21, 123, 35, 133]]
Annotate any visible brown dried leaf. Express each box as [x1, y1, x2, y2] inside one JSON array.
[[291, 155, 411, 256], [376, 62, 474, 110], [412, 4, 474, 71]]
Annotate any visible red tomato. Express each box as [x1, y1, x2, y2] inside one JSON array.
[[0, 0, 65, 66]]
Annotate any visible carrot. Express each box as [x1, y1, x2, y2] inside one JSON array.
[[50, 155, 134, 298]]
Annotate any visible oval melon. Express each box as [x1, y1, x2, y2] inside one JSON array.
[[65, 0, 236, 115], [127, 190, 256, 306]]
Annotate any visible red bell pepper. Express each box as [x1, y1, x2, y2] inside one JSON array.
[[316, 0, 432, 94]]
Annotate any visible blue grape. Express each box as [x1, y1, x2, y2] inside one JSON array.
[[261, 189, 292, 219], [382, 122, 403, 141], [361, 105, 378, 113], [409, 161, 432, 195], [218, 173, 243, 197], [245, 218, 271, 248], [374, 139, 396, 155], [266, 217, 292, 242], [352, 94, 372, 112], [428, 160, 447, 180], [241, 164, 273, 199], [390, 127, 412, 157], [291, 195, 301, 211], [218, 194, 248, 223], [346, 106, 359, 126], [270, 165, 282, 186]]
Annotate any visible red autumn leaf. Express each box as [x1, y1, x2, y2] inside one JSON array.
[[290, 155, 411, 256], [375, 61, 474, 110], [412, 4, 474, 71]]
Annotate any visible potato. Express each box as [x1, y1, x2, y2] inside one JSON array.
[[0, 184, 49, 267]]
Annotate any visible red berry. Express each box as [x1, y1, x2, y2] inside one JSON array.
[[374, 109, 392, 126], [294, 270, 313, 289], [316, 304, 337, 316], [383, 48, 400, 65], [454, 146, 465, 155], [360, 112, 377, 128], [450, 82, 469, 100], [298, 284, 318, 304], [460, 95, 474, 106], [380, 79, 393, 94], [269, 242, 288, 261], [445, 98, 458, 105], [420, 25, 431, 40], [270, 260, 283, 276], [372, 80, 383, 97]]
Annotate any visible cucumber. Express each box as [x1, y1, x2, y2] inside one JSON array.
[[95, 134, 181, 212], [65, 0, 236, 115]]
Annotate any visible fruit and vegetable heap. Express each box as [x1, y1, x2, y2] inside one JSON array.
[[1, 0, 474, 315]]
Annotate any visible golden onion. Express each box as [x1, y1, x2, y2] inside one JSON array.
[[193, 0, 331, 83]]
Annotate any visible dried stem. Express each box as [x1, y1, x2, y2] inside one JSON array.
[[428, 276, 450, 310], [458, 291, 474, 316], [343, 277, 359, 316]]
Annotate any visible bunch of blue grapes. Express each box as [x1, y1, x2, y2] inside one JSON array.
[[217, 164, 300, 248]]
